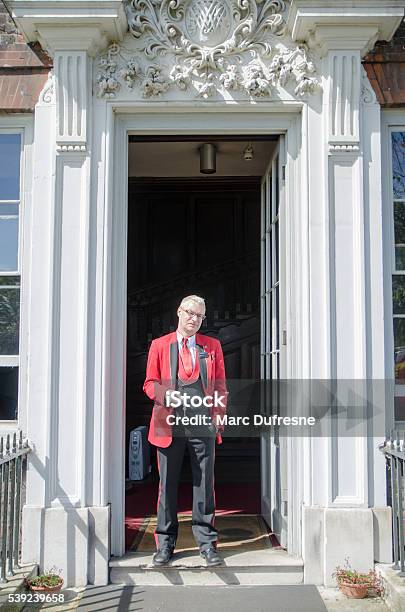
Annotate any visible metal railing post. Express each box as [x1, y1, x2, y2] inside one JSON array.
[[6, 433, 16, 577], [0, 431, 31, 584], [0, 437, 4, 585], [13, 431, 23, 569], [397, 448, 405, 577], [0, 435, 10, 584], [391, 451, 400, 570]]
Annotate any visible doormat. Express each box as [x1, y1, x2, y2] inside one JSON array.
[[130, 514, 274, 553], [125, 481, 261, 550]]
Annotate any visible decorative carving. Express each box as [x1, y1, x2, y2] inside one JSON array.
[[185, 0, 232, 46], [328, 53, 360, 146], [329, 143, 360, 153], [55, 52, 88, 150], [95, 0, 321, 100], [56, 144, 87, 152], [125, 0, 285, 66], [39, 71, 55, 105], [96, 45, 121, 98], [360, 67, 377, 106]]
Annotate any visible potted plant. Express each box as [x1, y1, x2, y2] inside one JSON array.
[[333, 558, 383, 599], [24, 566, 64, 593]]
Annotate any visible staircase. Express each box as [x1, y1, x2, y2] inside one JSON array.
[[112, 510, 303, 586], [109, 548, 304, 586]]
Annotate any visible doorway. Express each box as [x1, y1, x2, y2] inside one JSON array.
[[124, 136, 285, 555]]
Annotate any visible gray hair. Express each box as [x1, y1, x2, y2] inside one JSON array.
[[179, 295, 206, 309]]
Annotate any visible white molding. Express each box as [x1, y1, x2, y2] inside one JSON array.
[[92, 1, 321, 102], [4, 0, 127, 53], [107, 106, 302, 556], [0, 356, 19, 367], [0, 115, 34, 437], [287, 0, 404, 47], [54, 52, 90, 149], [381, 110, 405, 428], [326, 50, 361, 147], [0, 421, 18, 432]]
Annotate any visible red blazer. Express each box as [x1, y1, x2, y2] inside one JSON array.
[[143, 331, 227, 448]]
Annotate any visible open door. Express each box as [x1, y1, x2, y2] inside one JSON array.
[[260, 136, 288, 546]]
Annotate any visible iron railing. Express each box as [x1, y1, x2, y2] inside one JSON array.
[[0, 431, 30, 583]]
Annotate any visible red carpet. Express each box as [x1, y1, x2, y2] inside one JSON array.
[[125, 481, 261, 550]]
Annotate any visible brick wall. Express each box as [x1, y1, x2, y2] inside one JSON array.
[[0, 0, 19, 47], [0, 0, 51, 112], [363, 18, 405, 106]]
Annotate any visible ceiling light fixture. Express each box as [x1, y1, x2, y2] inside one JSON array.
[[200, 143, 216, 174], [243, 142, 254, 161]]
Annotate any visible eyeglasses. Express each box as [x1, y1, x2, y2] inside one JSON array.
[[180, 307, 206, 321]]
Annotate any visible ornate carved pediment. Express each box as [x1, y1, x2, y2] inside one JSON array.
[[96, 0, 321, 100]]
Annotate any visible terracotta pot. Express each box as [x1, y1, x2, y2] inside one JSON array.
[[28, 578, 63, 593], [339, 581, 369, 599]]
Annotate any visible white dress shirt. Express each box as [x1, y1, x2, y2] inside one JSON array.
[[177, 331, 196, 366]]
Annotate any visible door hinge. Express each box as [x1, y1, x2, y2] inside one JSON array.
[[282, 165, 286, 181], [282, 329, 287, 345]]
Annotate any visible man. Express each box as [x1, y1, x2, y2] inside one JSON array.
[[143, 295, 227, 566]]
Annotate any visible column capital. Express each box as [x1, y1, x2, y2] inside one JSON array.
[[4, 0, 127, 56], [287, 0, 404, 56]]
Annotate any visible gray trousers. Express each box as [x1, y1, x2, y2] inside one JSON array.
[[155, 435, 217, 552]]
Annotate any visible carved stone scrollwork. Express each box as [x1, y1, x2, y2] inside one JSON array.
[[39, 71, 55, 105], [360, 66, 377, 106], [95, 0, 321, 100]]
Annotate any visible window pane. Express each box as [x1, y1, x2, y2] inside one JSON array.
[[275, 286, 279, 350], [0, 367, 18, 420], [275, 219, 279, 284], [0, 218, 18, 271], [393, 276, 405, 314], [266, 176, 271, 231], [267, 293, 272, 354], [395, 396, 405, 420], [0, 286, 20, 354], [394, 318, 405, 381], [394, 201, 405, 269], [0, 203, 18, 216], [0, 276, 19, 286], [0, 134, 21, 201], [275, 157, 279, 216]]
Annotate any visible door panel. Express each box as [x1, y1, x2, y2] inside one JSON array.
[[260, 137, 287, 544]]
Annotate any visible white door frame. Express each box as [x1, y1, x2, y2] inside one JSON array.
[[106, 105, 305, 558], [260, 136, 289, 546]]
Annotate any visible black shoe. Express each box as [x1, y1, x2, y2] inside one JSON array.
[[153, 547, 174, 566], [200, 546, 224, 567]]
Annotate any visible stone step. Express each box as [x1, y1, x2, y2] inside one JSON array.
[[109, 549, 304, 586]]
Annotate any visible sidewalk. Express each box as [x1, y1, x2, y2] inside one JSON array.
[[15, 584, 390, 612]]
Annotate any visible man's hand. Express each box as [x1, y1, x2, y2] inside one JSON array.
[[212, 415, 224, 435]]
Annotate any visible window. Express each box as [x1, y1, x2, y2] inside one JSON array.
[[0, 132, 22, 420]]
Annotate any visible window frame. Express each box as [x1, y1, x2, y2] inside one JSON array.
[[0, 115, 33, 428], [0, 129, 23, 366]]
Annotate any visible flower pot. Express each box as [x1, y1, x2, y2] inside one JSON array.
[[28, 578, 63, 593], [339, 582, 369, 599]]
